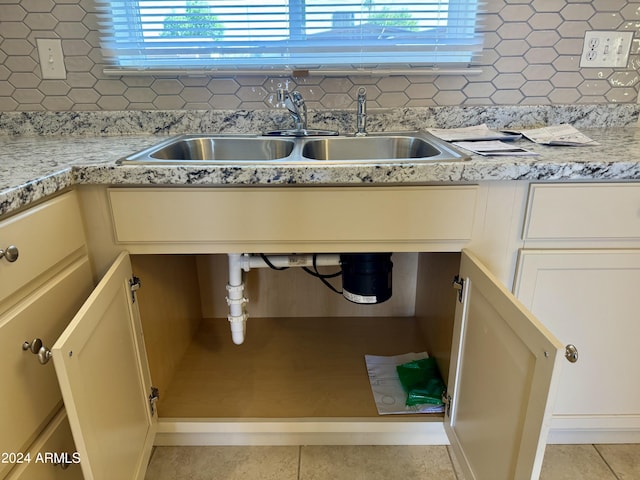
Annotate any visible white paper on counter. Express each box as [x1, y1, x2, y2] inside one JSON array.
[[427, 124, 522, 142], [453, 140, 539, 156], [516, 124, 600, 146], [365, 352, 445, 415]]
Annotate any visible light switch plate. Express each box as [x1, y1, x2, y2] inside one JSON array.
[[580, 31, 633, 68], [37, 38, 67, 80]]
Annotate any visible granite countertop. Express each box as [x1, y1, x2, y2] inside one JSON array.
[[2, 105, 640, 218]]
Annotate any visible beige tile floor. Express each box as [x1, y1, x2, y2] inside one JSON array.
[[144, 443, 640, 480]]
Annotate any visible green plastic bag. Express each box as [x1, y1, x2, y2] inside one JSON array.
[[396, 357, 446, 406]]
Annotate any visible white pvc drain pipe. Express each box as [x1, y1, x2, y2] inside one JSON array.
[[226, 253, 341, 345]]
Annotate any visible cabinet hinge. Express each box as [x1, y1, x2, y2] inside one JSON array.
[[129, 276, 141, 303], [149, 386, 159, 416], [452, 275, 464, 303], [443, 392, 453, 418]]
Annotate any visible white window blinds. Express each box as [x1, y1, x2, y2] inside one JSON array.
[[97, 0, 484, 74]]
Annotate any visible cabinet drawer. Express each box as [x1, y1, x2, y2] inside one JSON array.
[[0, 258, 93, 478], [108, 186, 479, 249], [523, 183, 640, 241], [5, 409, 83, 480], [0, 192, 87, 306]]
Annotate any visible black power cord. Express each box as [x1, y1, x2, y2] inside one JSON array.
[[259, 253, 342, 295], [259, 253, 289, 270]]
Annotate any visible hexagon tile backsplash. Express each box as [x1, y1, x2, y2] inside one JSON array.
[[1, 0, 640, 112]]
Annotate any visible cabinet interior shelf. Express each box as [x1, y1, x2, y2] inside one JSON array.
[[159, 316, 434, 419]]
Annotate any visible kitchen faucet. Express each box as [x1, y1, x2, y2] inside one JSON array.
[[278, 89, 308, 132], [356, 87, 367, 136], [267, 88, 338, 137]]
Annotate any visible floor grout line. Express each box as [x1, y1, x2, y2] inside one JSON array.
[[297, 445, 302, 480], [593, 444, 621, 480]]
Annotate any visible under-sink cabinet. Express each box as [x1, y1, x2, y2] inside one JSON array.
[[55, 249, 561, 480], [35, 184, 561, 480], [5, 184, 597, 479], [6, 181, 638, 479], [514, 183, 640, 444]]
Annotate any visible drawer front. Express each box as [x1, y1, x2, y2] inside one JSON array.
[[5, 409, 83, 480], [0, 258, 93, 479], [0, 192, 87, 306], [109, 186, 479, 247], [524, 183, 640, 241]]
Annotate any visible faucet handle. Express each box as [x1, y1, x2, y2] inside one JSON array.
[[290, 90, 305, 107], [285, 91, 307, 131]]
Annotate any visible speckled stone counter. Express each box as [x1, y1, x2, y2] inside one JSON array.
[[1, 105, 640, 217]]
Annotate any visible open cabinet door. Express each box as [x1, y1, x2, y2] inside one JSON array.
[[52, 252, 156, 480], [445, 250, 563, 480]]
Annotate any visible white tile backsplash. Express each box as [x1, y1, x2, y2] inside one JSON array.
[[1, 0, 640, 111]]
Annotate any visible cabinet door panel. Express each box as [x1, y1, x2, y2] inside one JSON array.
[[446, 250, 563, 480], [52, 252, 155, 480], [0, 258, 92, 479], [515, 250, 640, 418]]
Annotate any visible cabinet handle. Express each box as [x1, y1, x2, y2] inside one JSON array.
[[0, 245, 19, 262], [22, 338, 53, 365]]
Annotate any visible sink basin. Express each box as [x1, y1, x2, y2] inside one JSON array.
[[299, 132, 468, 163], [118, 135, 295, 164], [118, 131, 468, 165], [302, 135, 439, 161]]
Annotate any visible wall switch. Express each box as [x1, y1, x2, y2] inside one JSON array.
[[37, 39, 67, 80], [580, 31, 633, 68]]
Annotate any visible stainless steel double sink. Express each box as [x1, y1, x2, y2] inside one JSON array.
[[117, 131, 469, 165]]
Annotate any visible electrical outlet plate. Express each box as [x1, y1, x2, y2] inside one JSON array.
[[580, 31, 634, 68], [37, 38, 67, 80]]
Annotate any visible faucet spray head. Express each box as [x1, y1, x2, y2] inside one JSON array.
[[356, 87, 367, 136]]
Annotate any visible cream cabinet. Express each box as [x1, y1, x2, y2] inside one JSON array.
[[107, 185, 481, 253], [3, 184, 583, 479], [43, 184, 564, 480], [0, 192, 92, 480], [54, 249, 561, 480], [5, 410, 83, 480], [514, 183, 640, 443], [52, 253, 155, 480]]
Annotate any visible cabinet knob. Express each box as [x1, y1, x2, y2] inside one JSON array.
[[54, 459, 71, 470], [565, 344, 579, 363], [22, 338, 52, 365], [0, 245, 19, 262]]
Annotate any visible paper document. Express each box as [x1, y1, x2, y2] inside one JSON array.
[[516, 124, 600, 146], [453, 140, 539, 156], [365, 352, 445, 415], [427, 124, 522, 142]]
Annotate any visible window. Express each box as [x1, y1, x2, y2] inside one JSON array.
[[97, 0, 483, 75]]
